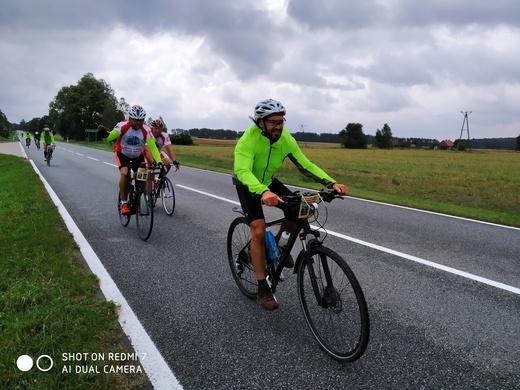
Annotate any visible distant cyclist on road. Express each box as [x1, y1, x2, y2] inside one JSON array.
[[143, 118, 180, 173], [25, 131, 31, 148], [232, 98, 349, 310], [97, 105, 163, 215], [41, 127, 55, 161], [34, 130, 41, 150]]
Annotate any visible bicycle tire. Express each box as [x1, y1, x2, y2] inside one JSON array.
[[118, 191, 131, 227], [297, 245, 369, 362], [227, 216, 257, 299], [136, 189, 154, 241], [161, 177, 175, 216]]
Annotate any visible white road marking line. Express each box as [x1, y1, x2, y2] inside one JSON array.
[[68, 152, 520, 296], [178, 184, 520, 296], [30, 160, 183, 390]]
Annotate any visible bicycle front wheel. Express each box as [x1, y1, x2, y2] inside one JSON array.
[[227, 217, 257, 299], [136, 190, 154, 241], [161, 177, 175, 216], [297, 245, 369, 362]]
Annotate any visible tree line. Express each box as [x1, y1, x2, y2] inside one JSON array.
[[1, 72, 519, 151], [185, 125, 519, 150]]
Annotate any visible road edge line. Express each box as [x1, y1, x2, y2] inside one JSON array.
[[30, 160, 183, 389]]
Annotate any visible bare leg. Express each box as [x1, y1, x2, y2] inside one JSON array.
[[250, 219, 267, 280], [119, 167, 130, 201]]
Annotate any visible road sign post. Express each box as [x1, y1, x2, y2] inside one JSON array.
[[85, 129, 98, 143]]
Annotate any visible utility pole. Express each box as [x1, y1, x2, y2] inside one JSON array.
[[299, 124, 307, 147], [458, 111, 472, 151]]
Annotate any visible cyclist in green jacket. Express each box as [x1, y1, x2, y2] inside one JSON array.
[[232, 98, 349, 310], [41, 127, 55, 161]]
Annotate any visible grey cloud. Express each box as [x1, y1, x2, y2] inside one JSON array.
[[286, 0, 382, 30], [1, 0, 519, 139], [391, 0, 520, 28], [286, 0, 520, 31], [1, 0, 287, 82]]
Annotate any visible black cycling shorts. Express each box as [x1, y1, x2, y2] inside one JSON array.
[[236, 178, 295, 222], [115, 152, 145, 171]]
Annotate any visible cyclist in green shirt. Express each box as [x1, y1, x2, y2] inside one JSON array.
[[25, 131, 31, 147], [41, 127, 55, 161], [232, 99, 349, 310]]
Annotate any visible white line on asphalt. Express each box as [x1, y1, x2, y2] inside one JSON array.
[[57, 150, 520, 295], [177, 185, 240, 205], [30, 160, 183, 390], [313, 227, 520, 295], [177, 184, 520, 296], [66, 150, 519, 232]]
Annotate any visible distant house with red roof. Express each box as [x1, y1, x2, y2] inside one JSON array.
[[438, 139, 454, 150]]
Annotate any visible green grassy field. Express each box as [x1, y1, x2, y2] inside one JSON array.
[[173, 138, 520, 227], [61, 136, 520, 227], [0, 148, 145, 389]]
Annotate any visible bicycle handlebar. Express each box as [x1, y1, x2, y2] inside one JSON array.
[[280, 189, 343, 204], [148, 164, 171, 171]]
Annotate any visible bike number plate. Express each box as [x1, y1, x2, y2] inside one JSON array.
[[136, 167, 148, 181]]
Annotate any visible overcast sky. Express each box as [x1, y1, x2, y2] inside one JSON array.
[[1, 0, 519, 140]]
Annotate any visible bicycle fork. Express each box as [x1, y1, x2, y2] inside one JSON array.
[[299, 234, 332, 309]]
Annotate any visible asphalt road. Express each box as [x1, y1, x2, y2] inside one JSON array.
[[22, 140, 520, 389]]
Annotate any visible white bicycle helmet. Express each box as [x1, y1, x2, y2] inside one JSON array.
[[128, 105, 147, 120], [253, 99, 286, 121]]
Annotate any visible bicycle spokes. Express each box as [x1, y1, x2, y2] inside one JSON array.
[[227, 217, 257, 299], [297, 246, 369, 362]]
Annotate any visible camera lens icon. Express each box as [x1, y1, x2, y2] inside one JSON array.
[[16, 355, 53, 372]]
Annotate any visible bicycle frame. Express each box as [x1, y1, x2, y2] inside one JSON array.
[[117, 161, 147, 217], [127, 165, 148, 212], [118, 161, 155, 241], [264, 205, 324, 295], [149, 165, 169, 199], [233, 193, 330, 299], [229, 190, 370, 362]]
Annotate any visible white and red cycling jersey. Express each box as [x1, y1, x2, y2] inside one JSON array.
[[154, 132, 173, 159], [154, 132, 172, 150], [111, 120, 154, 158]]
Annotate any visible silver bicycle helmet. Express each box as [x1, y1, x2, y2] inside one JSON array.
[[253, 99, 286, 121], [128, 105, 147, 120], [150, 118, 163, 128]]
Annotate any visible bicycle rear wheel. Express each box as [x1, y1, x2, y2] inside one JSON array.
[[161, 177, 175, 216], [118, 191, 131, 227], [136, 190, 154, 241], [297, 245, 369, 362], [227, 216, 257, 299]]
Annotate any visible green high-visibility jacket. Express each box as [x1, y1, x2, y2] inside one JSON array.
[[233, 124, 336, 195], [41, 131, 55, 145]]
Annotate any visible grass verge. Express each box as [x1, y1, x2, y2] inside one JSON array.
[[0, 153, 146, 389]]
